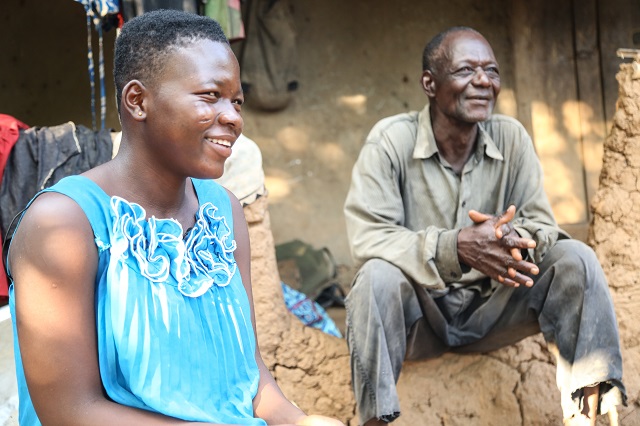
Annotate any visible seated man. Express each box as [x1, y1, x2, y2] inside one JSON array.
[[344, 26, 626, 426]]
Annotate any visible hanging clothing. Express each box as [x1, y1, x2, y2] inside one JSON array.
[[74, 0, 120, 130], [203, 0, 245, 41], [240, 0, 299, 111], [0, 114, 29, 192], [0, 114, 29, 298], [0, 122, 113, 253], [120, 0, 199, 20]]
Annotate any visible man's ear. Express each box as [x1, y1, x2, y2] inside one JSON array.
[[122, 80, 147, 121], [421, 71, 436, 97]]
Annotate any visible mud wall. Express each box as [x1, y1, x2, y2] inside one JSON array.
[[589, 61, 640, 424], [240, 0, 515, 265]]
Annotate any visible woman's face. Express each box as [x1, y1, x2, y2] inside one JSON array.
[[142, 39, 244, 180]]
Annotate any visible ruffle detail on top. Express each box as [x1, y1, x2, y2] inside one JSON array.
[[109, 196, 237, 297]]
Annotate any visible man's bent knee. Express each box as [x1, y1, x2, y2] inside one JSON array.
[[547, 240, 599, 269], [349, 258, 409, 302], [543, 240, 605, 289]]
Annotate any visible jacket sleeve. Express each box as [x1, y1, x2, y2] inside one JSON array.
[[506, 127, 570, 263], [344, 135, 456, 290]]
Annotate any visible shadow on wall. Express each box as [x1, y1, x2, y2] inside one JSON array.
[[260, 92, 603, 227]]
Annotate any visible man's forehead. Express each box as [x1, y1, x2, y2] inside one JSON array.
[[440, 31, 495, 64], [443, 30, 489, 51]]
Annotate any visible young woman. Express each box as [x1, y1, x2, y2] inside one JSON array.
[[8, 10, 343, 426]]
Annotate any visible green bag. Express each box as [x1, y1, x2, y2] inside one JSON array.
[[275, 239, 338, 301]]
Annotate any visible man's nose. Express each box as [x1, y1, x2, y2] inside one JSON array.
[[472, 68, 491, 86]]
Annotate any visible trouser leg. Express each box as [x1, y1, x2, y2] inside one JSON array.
[[454, 240, 626, 417], [533, 240, 626, 417], [345, 259, 423, 425], [346, 241, 626, 423]]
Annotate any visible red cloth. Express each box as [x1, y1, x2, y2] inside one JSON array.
[[0, 114, 29, 297]]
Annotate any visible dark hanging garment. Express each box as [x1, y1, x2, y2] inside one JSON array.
[[240, 0, 299, 111], [0, 122, 113, 250], [121, 0, 199, 19]]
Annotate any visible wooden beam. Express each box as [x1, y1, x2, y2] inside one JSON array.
[[509, 0, 588, 225], [572, 0, 608, 219]]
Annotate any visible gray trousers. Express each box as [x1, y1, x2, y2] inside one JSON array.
[[345, 240, 626, 424]]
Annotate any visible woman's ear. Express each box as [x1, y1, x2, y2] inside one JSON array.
[[122, 80, 147, 121], [421, 71, 436, 97]]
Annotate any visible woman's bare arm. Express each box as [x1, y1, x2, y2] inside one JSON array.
[[10, 192, 221, 426]]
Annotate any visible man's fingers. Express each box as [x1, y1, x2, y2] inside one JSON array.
[[497, 272, 533, 288], [498, 275, 520, 287], [501, 235, 536, 250], [510, 247, 523, 261], [494, 205, 516, 230], [496, 222, 515, 239], [513, 271, 534, 287], [469, 209, 492, 224], [511, 259, 539, 276], [497, 259, 538, 287]]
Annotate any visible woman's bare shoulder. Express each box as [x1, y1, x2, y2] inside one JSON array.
[[9, 191, 97, 280]]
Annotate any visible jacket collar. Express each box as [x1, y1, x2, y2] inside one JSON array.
[[413, 103, 504, 162]]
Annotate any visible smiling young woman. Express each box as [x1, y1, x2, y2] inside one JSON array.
[[7, 10, 343, 426]]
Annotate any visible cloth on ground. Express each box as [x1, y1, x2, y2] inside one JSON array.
[[0, 122, 113, 254], [281, 282, 342, 338]]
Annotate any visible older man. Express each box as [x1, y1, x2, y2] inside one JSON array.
[[344, 26, 626, 426]]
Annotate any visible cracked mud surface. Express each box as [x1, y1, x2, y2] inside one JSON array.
[[589, 62, 640, 425], [246, 197, 355, 424]]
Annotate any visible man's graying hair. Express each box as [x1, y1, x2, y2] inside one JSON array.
[[422, 26, 481, 73], [114, 9, 229, 113]]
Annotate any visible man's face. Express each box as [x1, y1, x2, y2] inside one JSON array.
[[423, 31, 501, 124], [143, 39, 244, 180]]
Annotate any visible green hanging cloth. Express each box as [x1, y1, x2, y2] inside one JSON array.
[[204, 0, 245, 41]]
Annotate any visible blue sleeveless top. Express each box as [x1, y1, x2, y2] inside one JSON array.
[[9, 176, 266, 425]]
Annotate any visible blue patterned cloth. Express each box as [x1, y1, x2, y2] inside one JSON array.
[[281, 282, 342, 338], [9, 176, 266, 425]]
